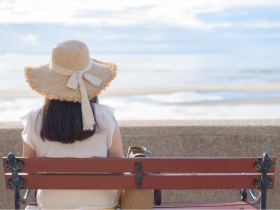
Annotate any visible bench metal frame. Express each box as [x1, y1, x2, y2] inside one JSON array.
[[4, 152, 275, 210], [239, 153, 274, 209]]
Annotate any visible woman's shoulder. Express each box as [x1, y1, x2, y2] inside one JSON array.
[[21, 106, 43, 121], [92, 103, 115, 116], [21, 106, 43, 138]]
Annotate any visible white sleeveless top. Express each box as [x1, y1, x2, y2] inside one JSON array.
[[21, 103, 120, 209]]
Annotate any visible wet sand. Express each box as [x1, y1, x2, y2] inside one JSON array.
[[0, 82, 280, 105], [102, 82, 280, 96], [168, 97, 280, 106]]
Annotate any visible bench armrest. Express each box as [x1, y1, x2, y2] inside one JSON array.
[[248, 189, 261, 204], [21, 189, 37, 205], [21, 189, 31, 204], [154, 190, 161, 205], [239, 189, 261, 204]]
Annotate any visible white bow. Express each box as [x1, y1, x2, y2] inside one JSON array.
[[50, 60, 102, 131], [65, 61, 102, 89]]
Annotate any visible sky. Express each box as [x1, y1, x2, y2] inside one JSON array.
[[0, 0, 280, 55]]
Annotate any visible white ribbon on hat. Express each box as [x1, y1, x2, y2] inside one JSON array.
[[50, 60, 102, 131]]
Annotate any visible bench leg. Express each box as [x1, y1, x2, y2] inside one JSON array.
[[254, 152, 274, 210], [5, 153, 25, 210]]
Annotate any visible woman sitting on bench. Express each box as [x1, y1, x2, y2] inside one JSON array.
[[21, 40, 124, 209]]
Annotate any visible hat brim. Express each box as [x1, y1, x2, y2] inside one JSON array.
[[24, 58, 117, 102]]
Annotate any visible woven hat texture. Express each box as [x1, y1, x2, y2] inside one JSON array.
[[24, 40, 117, 131], [24, 40, 117, 103]]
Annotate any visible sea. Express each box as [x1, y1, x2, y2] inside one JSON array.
[[0, 53, 280, 121]]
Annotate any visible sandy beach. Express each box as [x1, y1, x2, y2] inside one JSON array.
[[1, 82, 280, 106], [1, 81, 280, 97]]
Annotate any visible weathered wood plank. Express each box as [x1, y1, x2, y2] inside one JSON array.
[[5, 173, 275, 190], [26, 200, 257, 210], [2, 157, 276, 173]]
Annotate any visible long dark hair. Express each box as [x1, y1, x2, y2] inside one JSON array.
[[39, 96, 101, 144]]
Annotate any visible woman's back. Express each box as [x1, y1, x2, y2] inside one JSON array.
[[22, 103, 120, 209], [21, 40, 123, 209]]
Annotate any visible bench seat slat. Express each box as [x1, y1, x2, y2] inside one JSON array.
[[2, 157, 276, 173], [5, 173, 274, 190], [153, 201, 257, 209], [153, 202, 257, 209], [154, 201, 256, 207], [25, 201, 257, 210]]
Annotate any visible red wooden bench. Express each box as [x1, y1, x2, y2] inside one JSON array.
[[3, 152, 276, 210]]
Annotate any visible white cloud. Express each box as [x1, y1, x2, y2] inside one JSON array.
[[141, 34, 163, 41], [222, 32, 280, 38], [99, 33, 164, 41], [241, 20, 280, 28], [70, 31, 164, 41], [0, 0, 279, 30], [94, 43, 174, 52], [21, 34, 38, 45]]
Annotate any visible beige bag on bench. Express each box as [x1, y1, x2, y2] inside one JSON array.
[[120, 146, 154, 209]]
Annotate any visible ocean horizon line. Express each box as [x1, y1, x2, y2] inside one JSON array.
[[1, 82, 280, 99]]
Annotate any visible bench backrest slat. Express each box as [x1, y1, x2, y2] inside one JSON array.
[[5, 173, 275, 190], [2, 157, 276, 173]]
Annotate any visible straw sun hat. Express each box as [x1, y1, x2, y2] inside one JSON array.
[[24, 40, 117, 131]]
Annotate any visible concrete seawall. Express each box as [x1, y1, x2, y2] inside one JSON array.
[[1, 119, 279, 209]]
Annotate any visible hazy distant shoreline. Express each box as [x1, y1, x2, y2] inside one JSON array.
[[1, 82, 280, 121], [1, 81, 280, 99]]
